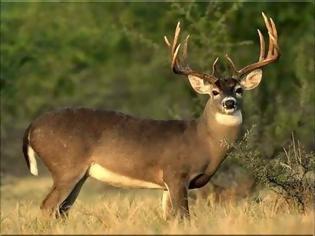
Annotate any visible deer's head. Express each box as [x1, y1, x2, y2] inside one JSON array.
[[164, 13, 279, 115]]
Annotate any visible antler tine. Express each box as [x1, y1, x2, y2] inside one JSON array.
[[225, 54, 238, 78], [182, 35, 190, 63], [257, 29, 265, 61], [225, 12, 280, 78], [172, 22, 181, 55], [269, 17, 279, 55], [270, 17, 278, 39], [171, 44, 181, 69], [164, 36, 171, 47], [164, 21, 218, 83], [211, 57, 219, 77], [262, 12, 274, 58]]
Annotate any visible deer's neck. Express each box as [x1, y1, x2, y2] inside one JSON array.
[[196, 100, 242, 174]]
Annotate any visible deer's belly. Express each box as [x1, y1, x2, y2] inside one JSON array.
[[88, 163, 163, 189]]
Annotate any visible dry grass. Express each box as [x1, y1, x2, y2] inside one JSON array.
[[1, 176, 314, 234]]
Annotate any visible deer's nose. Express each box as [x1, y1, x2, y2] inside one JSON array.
[[223, 99, 236, 109]]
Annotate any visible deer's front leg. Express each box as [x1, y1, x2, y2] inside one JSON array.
[[162, 178, 189, 220], [162, 190, 172, 220]]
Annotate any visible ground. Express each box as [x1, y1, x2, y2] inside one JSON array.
[[1, 176, 313, 234]]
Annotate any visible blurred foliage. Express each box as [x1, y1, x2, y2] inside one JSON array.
[[0, 2, 314, 175]]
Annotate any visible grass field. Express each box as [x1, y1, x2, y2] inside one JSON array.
[[1, 175, 314, 235]]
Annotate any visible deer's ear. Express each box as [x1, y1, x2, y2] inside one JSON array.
[[188, 75, 212, 94], [240, 69, 263, 90]]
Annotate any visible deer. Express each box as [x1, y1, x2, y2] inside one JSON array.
[[22, 12, 279, 220]]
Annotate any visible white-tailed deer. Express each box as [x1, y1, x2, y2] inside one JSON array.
[[22, 13, 279, 219]]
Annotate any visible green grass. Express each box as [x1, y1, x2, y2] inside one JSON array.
[[1, 176, 314, 234]]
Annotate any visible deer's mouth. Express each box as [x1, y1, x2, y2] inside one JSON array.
[[223, 107, 237, 114]]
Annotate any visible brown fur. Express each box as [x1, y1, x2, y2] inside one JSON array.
[[23, 98, 241, 218]]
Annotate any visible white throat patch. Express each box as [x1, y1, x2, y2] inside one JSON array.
[[215, 110, 243, 126]]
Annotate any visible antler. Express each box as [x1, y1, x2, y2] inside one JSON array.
[[164, 22, 218, 84], [225, 12, 280, 79]]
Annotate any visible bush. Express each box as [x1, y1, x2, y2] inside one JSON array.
[[230, 128, 315, 212]]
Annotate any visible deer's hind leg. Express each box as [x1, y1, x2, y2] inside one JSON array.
[[41, 171, 87, 218], [58, 173, 88, 216]]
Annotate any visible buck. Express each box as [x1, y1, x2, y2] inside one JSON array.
[[22, 13, 279, 219]]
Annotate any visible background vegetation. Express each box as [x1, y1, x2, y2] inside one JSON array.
[[1, 1, 314, 234]]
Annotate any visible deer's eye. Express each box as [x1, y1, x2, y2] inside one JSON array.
[[212, 90, 220, 96], [235, 87, 243, 95]]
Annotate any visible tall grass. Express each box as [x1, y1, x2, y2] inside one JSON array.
[[1, 176, 313, 234]]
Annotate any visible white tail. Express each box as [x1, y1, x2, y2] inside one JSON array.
[[27, 134, 38, 176]]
